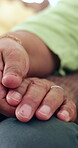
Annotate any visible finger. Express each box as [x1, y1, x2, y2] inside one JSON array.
[[0, 97, 15, 117], [1, 39, 29, 88], [36, 86, 64, 120], [6, 79, 31, 106], [0, 52, 3, 73], [57, 96, 77, 122], [0, 53, 3, 82], [0, 83, 7, 99], [0, 83, 15, 117], [0, 71, 2, 83], [15, 78, 51, 122]]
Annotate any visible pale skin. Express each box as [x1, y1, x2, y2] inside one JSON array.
[[0, 31, 77, 122]]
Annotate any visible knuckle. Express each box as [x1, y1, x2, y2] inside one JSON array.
[[5, 66, 21, 74], [21, 79, 31, 87], [28, 77, 53, 91], [16, 79, 31, 93], [25, 94, 40, 105], [29, 77, 46, 87], [16, 84, 25, 94]]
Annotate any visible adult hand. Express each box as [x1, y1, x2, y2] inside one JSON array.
[[0, 70, 15, 117], [6, 77, 77, 122], [0, 37, 29, 88], [0, 36, 29, 117]]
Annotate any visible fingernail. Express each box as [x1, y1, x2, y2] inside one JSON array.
[[18, 104, 32, 119], [59, 110, 70, 121], [7, 91, 22, 102], [38, 105, 51, 117]]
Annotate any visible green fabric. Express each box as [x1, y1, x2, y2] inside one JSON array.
[[13, 0, 78, 75]]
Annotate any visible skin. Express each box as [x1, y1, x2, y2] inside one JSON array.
[[0, 31, 77, 122]]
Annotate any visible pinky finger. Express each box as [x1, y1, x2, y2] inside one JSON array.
[[57, 100, 77, 122]]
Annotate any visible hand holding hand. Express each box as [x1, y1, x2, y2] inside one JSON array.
[[6, 77, 77, 122], [0, 36, 77, 123], [0, 36, 29, 117]]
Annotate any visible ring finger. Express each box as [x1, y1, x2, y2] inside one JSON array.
[[36, 86, 65, 120]]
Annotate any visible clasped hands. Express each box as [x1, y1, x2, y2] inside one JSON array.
[[0, 37, 77, 122]]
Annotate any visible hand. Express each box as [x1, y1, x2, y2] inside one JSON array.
[[0, 37, 29, 117], [6, 77, 77, 122], [0, 37, 29, 88], [0, 71, 15, 117]]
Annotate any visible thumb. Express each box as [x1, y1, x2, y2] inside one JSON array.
[[2, 43, 29, 88]]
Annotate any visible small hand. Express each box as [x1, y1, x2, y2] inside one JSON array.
[[6, 77, 77, 122]]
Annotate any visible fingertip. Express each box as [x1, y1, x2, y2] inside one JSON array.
[[2, 74, 22, 88], [6, 90, 22, 106], [36, 111, 49, 120], [15, 104, 33, 122], [57, 110, 70, 122], [36, 105, 51, 120], [15, 111, 30, 122]]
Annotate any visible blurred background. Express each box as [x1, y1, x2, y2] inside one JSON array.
[[0, 0, 58, 35]]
